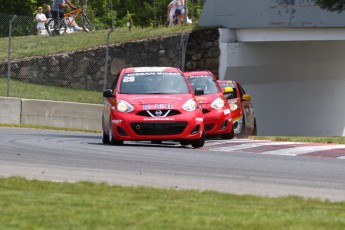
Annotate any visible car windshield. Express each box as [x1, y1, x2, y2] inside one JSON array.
[[187, 75, 219, 94], [219, 83, 238, 99], [119, 72, 190, 94]]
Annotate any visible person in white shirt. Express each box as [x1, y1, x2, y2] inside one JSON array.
[[167, 1, 177, 26], [36, 6, 48, 34]]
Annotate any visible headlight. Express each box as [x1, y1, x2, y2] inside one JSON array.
[[229, 102, 238, 111], [116, 100, 134, 113], [211, 97, 225, 109], [182, 98, 198, 111]]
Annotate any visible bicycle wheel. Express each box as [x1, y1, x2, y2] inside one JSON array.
[[45, 18, 67, 36], [81, 15, 96, 32], [45, 18, 55, 36]]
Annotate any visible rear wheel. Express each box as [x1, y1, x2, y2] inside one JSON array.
[[191, 131, 205, 148], [82, 15, 96, 32], [46, 18, 67, 36]]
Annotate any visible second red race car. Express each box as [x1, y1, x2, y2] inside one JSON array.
[[185, 71, 234, 139], [102, 67, 205, 148]]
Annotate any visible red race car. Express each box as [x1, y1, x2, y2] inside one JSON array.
[[102, 67, 205, 148], [218, 80, 257, 138], [185, 71, 234, 139]]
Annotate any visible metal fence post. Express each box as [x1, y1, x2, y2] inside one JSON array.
[[184, 0, 188, 25], [7, 15, 17, 97], [103, 0, 115, 91], [180, 33, 189, 71]]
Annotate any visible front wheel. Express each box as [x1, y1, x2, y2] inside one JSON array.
[[251, 118, 257, 136], [191, 131, 205, 148], [81, 15, 96, 32], [222, 128, 235, 140], [109, 129, 123, 146]]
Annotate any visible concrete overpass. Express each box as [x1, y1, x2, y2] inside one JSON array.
[[199, 0, 345, 136]]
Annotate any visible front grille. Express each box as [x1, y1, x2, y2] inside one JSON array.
[[204, 123, 214, 131], [136, 110, 181, 117], [130, 122, 187, 135], [202, 108, 210, 114]]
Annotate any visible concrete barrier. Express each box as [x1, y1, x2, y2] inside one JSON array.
[[0, 97, 102, 131], [0, 97, 21, 124]]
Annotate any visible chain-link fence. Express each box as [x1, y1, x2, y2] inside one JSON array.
[[0, 13, 190, 105]]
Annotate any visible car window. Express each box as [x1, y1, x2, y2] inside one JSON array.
[[187, 75, 219, 94], [237, 83, 246, 98], [119, 72, 190, 94], [219, 82, 237, 99]]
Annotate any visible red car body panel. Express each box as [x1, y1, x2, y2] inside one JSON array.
[[185, 71, 233, 137]]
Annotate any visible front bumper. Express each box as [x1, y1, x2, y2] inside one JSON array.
[[110, 110, 204, 141], [202, 108, 232, 135]]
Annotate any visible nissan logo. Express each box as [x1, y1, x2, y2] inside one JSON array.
[[155, 110, 163, 116]]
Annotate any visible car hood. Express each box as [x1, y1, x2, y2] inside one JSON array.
[[119, 94, 193, 108], [195, 93, 221, 104]]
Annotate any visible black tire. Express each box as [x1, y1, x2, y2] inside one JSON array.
[[251, 118, 257, 136], [109, 129, 123, 146], [191, 131, 205, 148], [45, 18, 54, 36], [222, 128, 235, 139], [151, 140, 162, 144], [179, 139, 190, 146], [46, 18, 67, 36], [237, 119, 248, 139], [81, 15, 96, 32], [102, 117, 110, 144]]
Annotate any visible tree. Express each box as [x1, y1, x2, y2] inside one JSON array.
[[0, 0, 37, 16], [315, 0, 345, 13]]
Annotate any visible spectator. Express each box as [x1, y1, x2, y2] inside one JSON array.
[[167, 1, 177, 26], [45, 5, 52, 19], [35, 6, 48, 34], [173, 0, 185, 24], [51, 0, 76, 34]]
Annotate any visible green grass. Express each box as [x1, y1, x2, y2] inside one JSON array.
[[0, 78, 102, 104], [0, 25, 200, 61], [1, 177, 344, 229]]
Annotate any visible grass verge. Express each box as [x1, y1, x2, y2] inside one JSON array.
[[0, 78, 102, 104], [0, 26, 200, 61], [1, 177, 344, 229]]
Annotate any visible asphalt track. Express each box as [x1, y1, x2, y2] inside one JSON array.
[[0, 127, 345, 202]]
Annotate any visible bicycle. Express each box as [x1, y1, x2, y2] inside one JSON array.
[[45, 1, 95, 36]]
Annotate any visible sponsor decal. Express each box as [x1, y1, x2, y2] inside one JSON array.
[[144, 117, 175, 121], [196, 117, 203, 122], [223, 109, 230, 115], [134, 67, 167, 72], [143, 104, 151, 110], [112, 120, 122, 124], [155, 104, 165, 109]]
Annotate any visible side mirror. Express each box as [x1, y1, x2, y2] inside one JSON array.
[[103, 89, 114, 98], [194, 88, 204, 95], [242, 94, 251, 101], [223, 87, 233, 93]]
